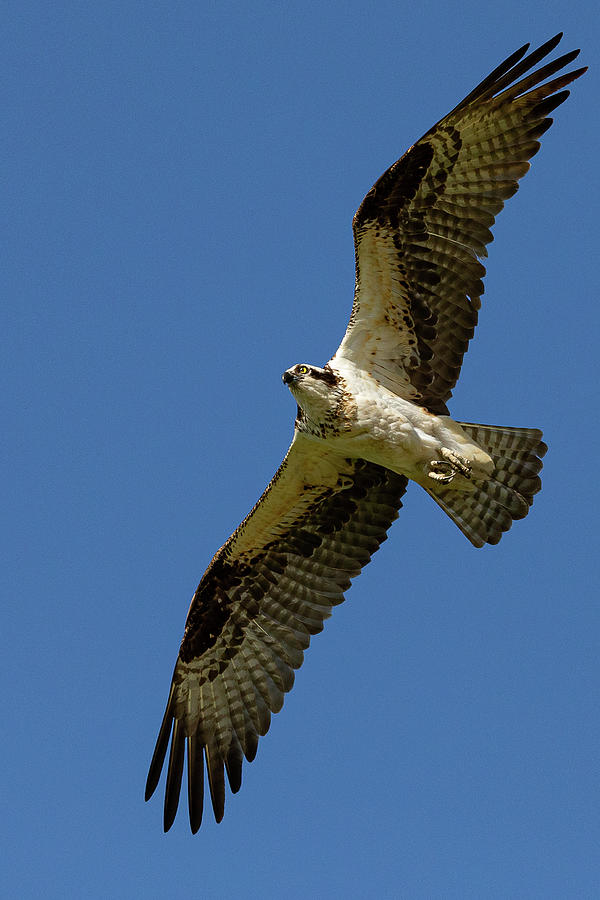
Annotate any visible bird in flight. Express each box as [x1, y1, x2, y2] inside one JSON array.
[[145, 33, 585, 832]]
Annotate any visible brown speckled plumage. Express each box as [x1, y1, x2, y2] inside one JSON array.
[[338, 33, 585, 414], [146, 445, 407, 831]]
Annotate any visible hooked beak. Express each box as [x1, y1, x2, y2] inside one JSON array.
[[282, 369, 295, 385]]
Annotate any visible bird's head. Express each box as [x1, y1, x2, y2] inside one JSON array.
[[282, 363, 341, 423]]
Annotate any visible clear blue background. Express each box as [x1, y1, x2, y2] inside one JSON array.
[[3, 2, 598, 897]]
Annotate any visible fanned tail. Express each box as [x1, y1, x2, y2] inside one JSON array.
[[425, 423, 547, 547]]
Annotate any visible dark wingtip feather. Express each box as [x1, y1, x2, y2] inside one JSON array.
[[532, 31, 563, 56], [244, 729, 259, 763], [514, 33, 565, 77], [462, 41, 530, 103], [145, 683, 176, 802], [225, 741, 244, 794], [163, 719, 185, 832], [206, 743, 226, 823], [187, 734, 204, 834], [447, 33, 585, 117], [531, 91, 571, 118]]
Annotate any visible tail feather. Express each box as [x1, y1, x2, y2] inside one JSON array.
[[425, 423, 547, 547]]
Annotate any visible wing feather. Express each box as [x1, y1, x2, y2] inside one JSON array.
[[186, 732, 204, 833], [145, 432, 407, 830], [163, 718, 185, 832], [333, 34, 586, 412], [205, 737, 226, 824]]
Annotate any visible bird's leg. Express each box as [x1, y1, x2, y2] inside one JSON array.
[[427, 448, 472, 484]]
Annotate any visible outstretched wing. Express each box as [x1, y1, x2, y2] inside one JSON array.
[[333, 34, 586, 414], [145, 430, 408, 832]]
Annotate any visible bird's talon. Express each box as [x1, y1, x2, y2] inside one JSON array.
[[428, 450, 472, 484], [428, 469, 454, 484]]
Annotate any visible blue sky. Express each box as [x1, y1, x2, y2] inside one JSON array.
[[3, 2, 599, 897]]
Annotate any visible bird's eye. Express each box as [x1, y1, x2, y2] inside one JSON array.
[[297, 365, 309, 375]]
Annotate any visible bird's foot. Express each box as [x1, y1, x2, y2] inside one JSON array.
[[427, 448, 472, 484]]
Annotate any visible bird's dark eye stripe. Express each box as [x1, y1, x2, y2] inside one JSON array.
[[310, 366, 338, 386]]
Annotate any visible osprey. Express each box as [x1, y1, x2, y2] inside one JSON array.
[[146, 34, 585, 832]]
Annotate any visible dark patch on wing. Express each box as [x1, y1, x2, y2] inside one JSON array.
[[356, 141, 435, 229], [181, 557, 251, 662], [146, 458, 408, 832]]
